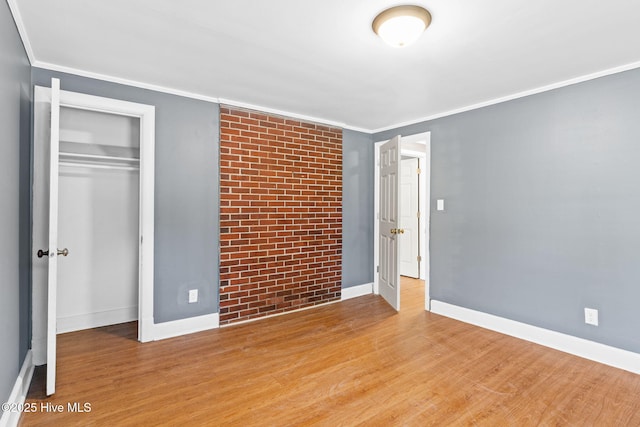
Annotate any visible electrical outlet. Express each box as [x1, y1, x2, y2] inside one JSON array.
[[584, 308, 598, 326], [188, 289, 198, 304]]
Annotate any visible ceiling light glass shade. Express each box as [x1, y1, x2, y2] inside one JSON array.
[[372, 5, 432, 48]]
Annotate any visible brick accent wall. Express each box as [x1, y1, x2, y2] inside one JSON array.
[[219, 107, 342, 324]]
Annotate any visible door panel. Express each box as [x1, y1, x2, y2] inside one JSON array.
[[378, 136, 401, 310]]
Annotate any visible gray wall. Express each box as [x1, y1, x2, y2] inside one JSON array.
[[342, 130, 374, 288], [0, 0, 31, 404], [32, 68, 219, 323], [375, 68, 640, 353]]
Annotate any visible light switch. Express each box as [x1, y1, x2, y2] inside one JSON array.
[[436, 199, 445, 211]]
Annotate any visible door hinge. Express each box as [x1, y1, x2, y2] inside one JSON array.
[[417, 211, 420, 218], [417, 256, 422, 262], [417, 168, 421, 175], [376, 265, 380, 273]]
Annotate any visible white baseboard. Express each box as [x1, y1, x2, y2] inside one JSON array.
[[0, 350, 35, 427], [57, 306, 137, 334], [431, 300, 640, 375], [151, 313, 220, 341], [341, 282, 373, 301]]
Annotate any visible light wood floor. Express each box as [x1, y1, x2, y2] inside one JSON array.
[[21, 277, 640, 426]]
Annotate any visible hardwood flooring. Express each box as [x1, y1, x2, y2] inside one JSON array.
[[21, 277, 640, 426]]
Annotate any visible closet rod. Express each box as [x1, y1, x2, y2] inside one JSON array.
[[59, 152, 139, 163], [59, 161, 140, 172]]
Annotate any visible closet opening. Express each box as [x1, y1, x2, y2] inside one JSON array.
[[32, 84, 156, 386], [56, 107, 141, 334]]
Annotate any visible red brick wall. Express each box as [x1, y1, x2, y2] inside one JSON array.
[[219, 107, 342, 324]]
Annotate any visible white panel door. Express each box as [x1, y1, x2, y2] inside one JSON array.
[[46, 78, 62, 396], [379, 136, 401, 311], [399, 158, 420, 278]]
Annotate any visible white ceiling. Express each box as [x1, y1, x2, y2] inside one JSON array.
[[11, 0, 640, 132]]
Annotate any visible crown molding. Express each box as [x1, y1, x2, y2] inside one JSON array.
[[371, 60, 640, 134], [30, 58, 640, 135], [24, 58, 640, 136], [31, 61, 373, 133], [33, 61, 221, 104]]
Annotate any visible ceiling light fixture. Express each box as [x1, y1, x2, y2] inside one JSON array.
[[372, 5, 432, 48]]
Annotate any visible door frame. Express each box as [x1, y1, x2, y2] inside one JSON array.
[[374, 132, 431, 310], [32, 85, 156, 366]]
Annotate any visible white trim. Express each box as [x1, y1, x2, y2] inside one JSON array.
[[34, 61, 219, 105], [431, 300, 640, 375], [373, 141, 383, 295], [57, 307, 138, 334], [371, 60, 640, 134], [151, 313, 220, 341], [30, 62, 370, 132], [6, 0, 35, 64], [341, 282, 373, 300], [220, 300, 341, 328], [57, 87, 156, 345], [58, 87, 156, 117], [137, 94, 156, 343], [0, 351, 35, 427]]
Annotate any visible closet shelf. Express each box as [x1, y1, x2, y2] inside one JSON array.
[[59, 161, 139, 171], [59, 151, 139, 163]]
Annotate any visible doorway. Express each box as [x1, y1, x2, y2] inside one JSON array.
[[399, 157, 420, 279], [56, 107, 141, 334], [31, 81, 155, 395], [374, 132, 431, 311]]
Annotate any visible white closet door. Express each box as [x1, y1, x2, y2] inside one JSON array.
[[46, 78, 61, 396]]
